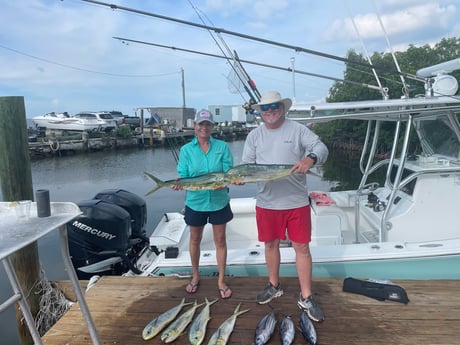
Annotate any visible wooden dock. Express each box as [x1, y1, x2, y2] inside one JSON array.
[[42, 276, 459, 344]]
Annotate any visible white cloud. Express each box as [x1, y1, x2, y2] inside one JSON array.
[[324, 2, 457, 42]]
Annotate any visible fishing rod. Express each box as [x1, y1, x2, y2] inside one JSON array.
[[80, 0, 423, 82], [113, 36, 384, 92], [186, 0, 258, 105], [234, 50, 262, 101]]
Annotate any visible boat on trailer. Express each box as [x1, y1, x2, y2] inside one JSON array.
[[66, 60, 460, 280], [32, 111, 112, 133]]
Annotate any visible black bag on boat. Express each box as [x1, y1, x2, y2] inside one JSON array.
[[342, 277, 410, 304]]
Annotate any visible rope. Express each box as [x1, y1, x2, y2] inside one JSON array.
[[34, 269, 72, 336]]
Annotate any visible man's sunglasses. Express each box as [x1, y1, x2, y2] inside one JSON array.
[[260, 102, 281, 111]]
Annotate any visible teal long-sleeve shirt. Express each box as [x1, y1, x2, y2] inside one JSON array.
[[177, 136, 233, 212]]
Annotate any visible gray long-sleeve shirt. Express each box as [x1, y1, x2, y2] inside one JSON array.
[[242, 118, 328, 209]]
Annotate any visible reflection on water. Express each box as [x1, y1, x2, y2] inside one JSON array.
[[321, 149, 387, 191], [0, 140, 340, 343]]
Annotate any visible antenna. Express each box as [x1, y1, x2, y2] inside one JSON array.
[[417, 58, 460, 96], [416, 58, 460, 77]]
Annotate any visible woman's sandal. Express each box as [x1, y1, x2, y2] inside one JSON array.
[[185, 281, 200, 294], [218, 286, 232, 299]]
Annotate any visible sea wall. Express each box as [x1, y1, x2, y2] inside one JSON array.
[[28, 127, 251, 160]]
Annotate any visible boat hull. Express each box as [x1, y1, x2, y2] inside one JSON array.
[[133, 228, 460, 280], [146, 253, 460, 280], [33, 118, 103, 132]]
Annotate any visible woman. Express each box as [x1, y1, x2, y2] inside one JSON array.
[[172, 109, 233, 299]]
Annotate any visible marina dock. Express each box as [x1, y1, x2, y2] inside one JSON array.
[[28, 127, 250, 159], [43, 276, 459, 344]]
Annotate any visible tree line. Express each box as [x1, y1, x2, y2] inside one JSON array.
[[313, 37, 460, 153]]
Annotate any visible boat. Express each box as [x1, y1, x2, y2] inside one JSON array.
[[65, 59, 460, 280], [32, 111, 115, 132]]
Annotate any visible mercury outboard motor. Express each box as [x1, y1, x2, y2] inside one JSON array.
[[68, 199, 132, 279], [67, 195, 145, 279], [93, 189, 150, 272], [68, 190, 150, 278], [93, 189, 148, 250]]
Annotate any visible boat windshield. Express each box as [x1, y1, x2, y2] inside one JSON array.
[[415, 114, 460, 160]]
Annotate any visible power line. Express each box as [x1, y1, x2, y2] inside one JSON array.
[[0, 43, 178, 78]]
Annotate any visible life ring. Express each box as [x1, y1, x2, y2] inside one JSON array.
[[49, 139, 60, 152]]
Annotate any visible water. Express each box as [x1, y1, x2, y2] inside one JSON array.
[[0, 140, 335, 343]]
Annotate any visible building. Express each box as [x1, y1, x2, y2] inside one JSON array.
[[135, 107, 195, 131], [208, 104, 256, 125], [135, 104, 256, 131]]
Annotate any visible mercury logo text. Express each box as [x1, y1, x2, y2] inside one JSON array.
[[71, 220, 117, 240]]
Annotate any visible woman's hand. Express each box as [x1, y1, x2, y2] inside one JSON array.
[[171, 178, 183, 190]]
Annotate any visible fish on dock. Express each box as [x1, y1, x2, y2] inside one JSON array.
[[142, 297, 192, 340], [206, 303, 249, 345], [254, 308, 278, 345], [188, 298, 219, 345], [279, 315, 295, 345], [145, 163, 319, 195], [161, 300, 205, 343], [299, 310, 318, 345]]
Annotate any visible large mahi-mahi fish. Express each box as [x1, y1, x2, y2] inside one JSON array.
[[145, 164, 319, 195]]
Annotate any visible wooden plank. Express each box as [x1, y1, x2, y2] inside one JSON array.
[[43, 276, 460, 345]]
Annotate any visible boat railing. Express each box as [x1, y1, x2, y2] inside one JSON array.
[[356, 164, 460, 243]]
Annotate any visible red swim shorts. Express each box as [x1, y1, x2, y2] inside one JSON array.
[[255, 205, 312, 243]]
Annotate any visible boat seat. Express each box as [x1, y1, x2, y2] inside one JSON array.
[[310, 202, 348, 246], [149, 213, 186, 251]]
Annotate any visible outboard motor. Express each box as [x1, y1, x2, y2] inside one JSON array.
[[68, 198, 139, 279], [93, 189, 148, 243]]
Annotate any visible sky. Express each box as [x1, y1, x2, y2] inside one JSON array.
[[1, 0, 459, 118]]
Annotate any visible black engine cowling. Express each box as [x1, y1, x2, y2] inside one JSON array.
[[94, 189, 147, 239], [67, 190, 148, 279]]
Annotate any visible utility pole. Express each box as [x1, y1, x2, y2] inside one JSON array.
[[181, 67, 186, 108], [290, 57, 296, 103]]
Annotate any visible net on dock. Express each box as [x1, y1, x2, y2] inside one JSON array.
[[34, 269, 73, 336]]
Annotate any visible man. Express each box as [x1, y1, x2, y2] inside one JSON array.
[[242, 91, 328, 321]]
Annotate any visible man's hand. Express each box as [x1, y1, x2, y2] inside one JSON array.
[[292, 157, 315, 174]]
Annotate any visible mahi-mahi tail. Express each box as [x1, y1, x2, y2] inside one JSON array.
[[144, 171, 166, 195]]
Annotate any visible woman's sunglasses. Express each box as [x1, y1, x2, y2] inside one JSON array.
[[260, 102, 281, 111]]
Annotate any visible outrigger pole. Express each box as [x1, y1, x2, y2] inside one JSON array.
[[113, 36, 384, 92], [233, 50, 261, 102], [81, 0, 421, 82], [184, 0, 261, 106]]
